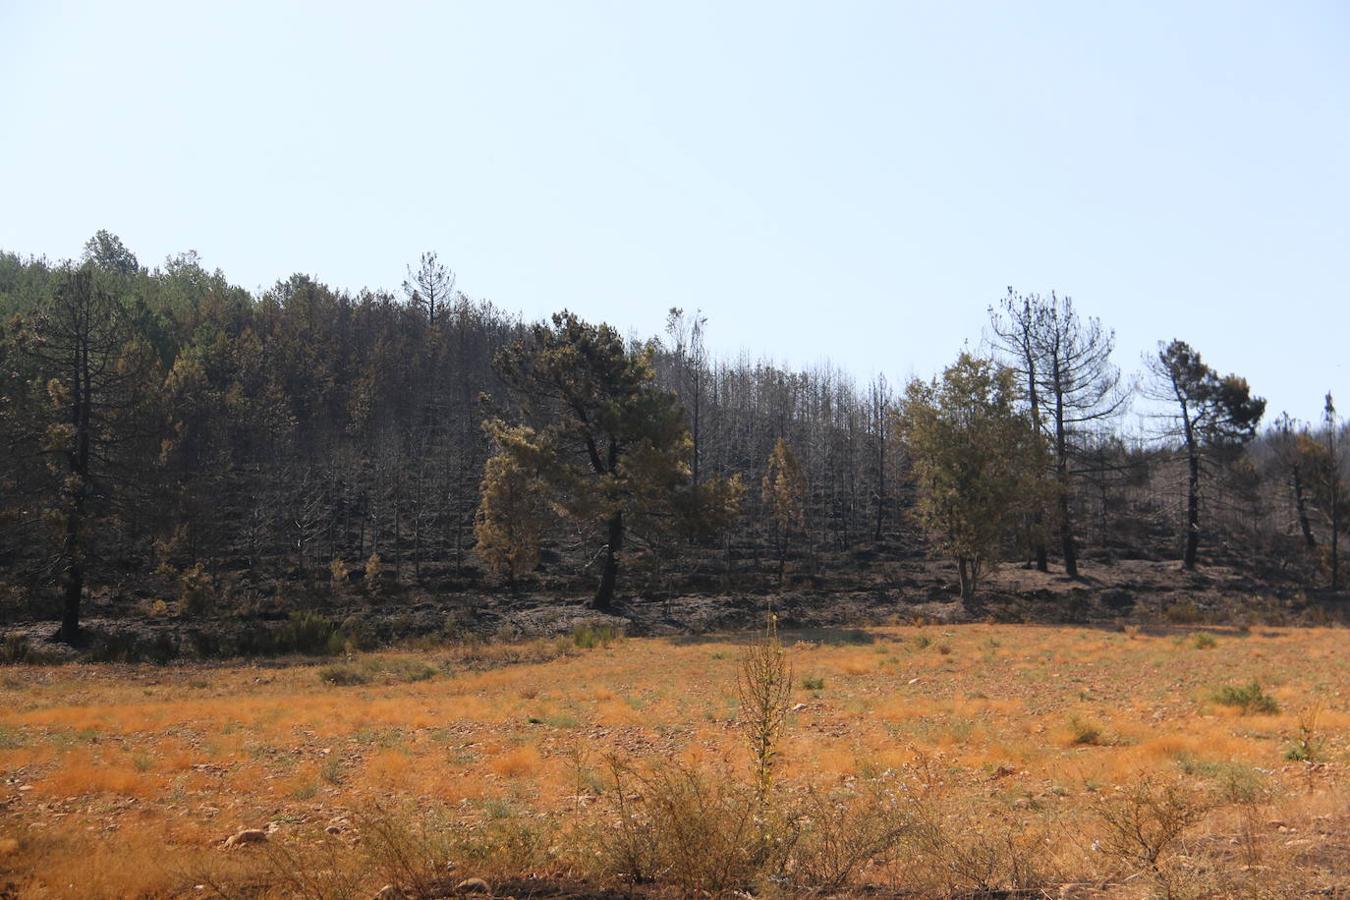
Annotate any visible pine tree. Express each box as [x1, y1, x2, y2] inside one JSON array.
[[762, 437, 806, 584], [1144, 340, 1265, 570], [487, 311, 694, 610], [1305, 394, 1346, 589], [20, 264, 158, 642]]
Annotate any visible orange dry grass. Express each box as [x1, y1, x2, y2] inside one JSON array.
[[38, 749, 153, 798], [0, 625, 1344, 897], [488, 743, 541, 778]]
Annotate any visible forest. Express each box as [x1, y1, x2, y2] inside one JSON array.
[[0, 232, 1346, 650]]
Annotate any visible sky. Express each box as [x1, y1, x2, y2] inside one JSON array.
[[2, 1, 1347, 423]]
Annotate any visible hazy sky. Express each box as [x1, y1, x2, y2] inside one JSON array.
[[2, 1, 1346, 422]]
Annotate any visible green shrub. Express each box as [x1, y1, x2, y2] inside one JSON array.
[[1211, 680, 1279, 715], [802, 675, 825, 691], [380, 656, 438, 683], [572, 623, 622, 649], [319, 655, 438, 687], [1284, 705, 1325, 762], [1191, 632, 1217, 650], [85, 630, 179, 664], [277, 611, 343, 656], [1174, 754, 1268, 804], [321, 757, 344, 785], [319, 664, 372, 686], [1164, 600, 1204, 624]]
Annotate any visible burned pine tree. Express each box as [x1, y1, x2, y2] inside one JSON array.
[[1143, 340, 1265, 570], [19, 265, 158, 643]]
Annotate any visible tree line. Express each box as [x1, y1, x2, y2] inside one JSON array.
[[0, 234, 1345, 642]]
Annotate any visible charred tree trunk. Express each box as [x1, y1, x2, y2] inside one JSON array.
[[593, 510, 623, 611], [1291, 467, 1316, 550], [57, 307, 94, 644], [1183, 419, 1201, 571]]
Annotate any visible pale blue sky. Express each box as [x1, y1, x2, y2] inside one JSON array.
[[2, 1, 1346, 422]]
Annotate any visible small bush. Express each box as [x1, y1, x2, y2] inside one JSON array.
[[1068, 715, 1104, 746], [1212, 680, 1279, 715], [319, 655, 438, 687], [381, 655, 438, 683], [178, 563, 214, 616], [338, 615, 378, 652], [277, 611, 343, 656], [790, 779, 912, 891], [1, 632, 33, 664], [571, 623, 622, 649], [319, 664, 372, 686], [1164, 600, 1204, 624], [914, 634, 931, 649], [1090, 776, 1209, 886], [1173, 754, 1267, 804], [1191, 632, 1217, 650], [1285, 704, 1325, 762], [321, 757, 344, 785], [600, 758, 764, 893], [802, 675, 825, 691], [85, 630, 179, 664]]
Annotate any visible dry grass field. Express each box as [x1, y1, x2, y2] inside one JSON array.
[[1, 623, 1346, 898]]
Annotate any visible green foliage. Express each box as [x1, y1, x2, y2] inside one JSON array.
[[277, 611, 345, 656], [1151, 341, 1266, 448], [571, 623, 622, 649], [901, 353, 1045, 601], [485, 311, 739, 608], [1173, 754, 1268, 804], [319, 655, 437, 687], [474, 442, 548, 582], [1284, 705, 1325, 762], [1211, 679, 1279, 715]]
